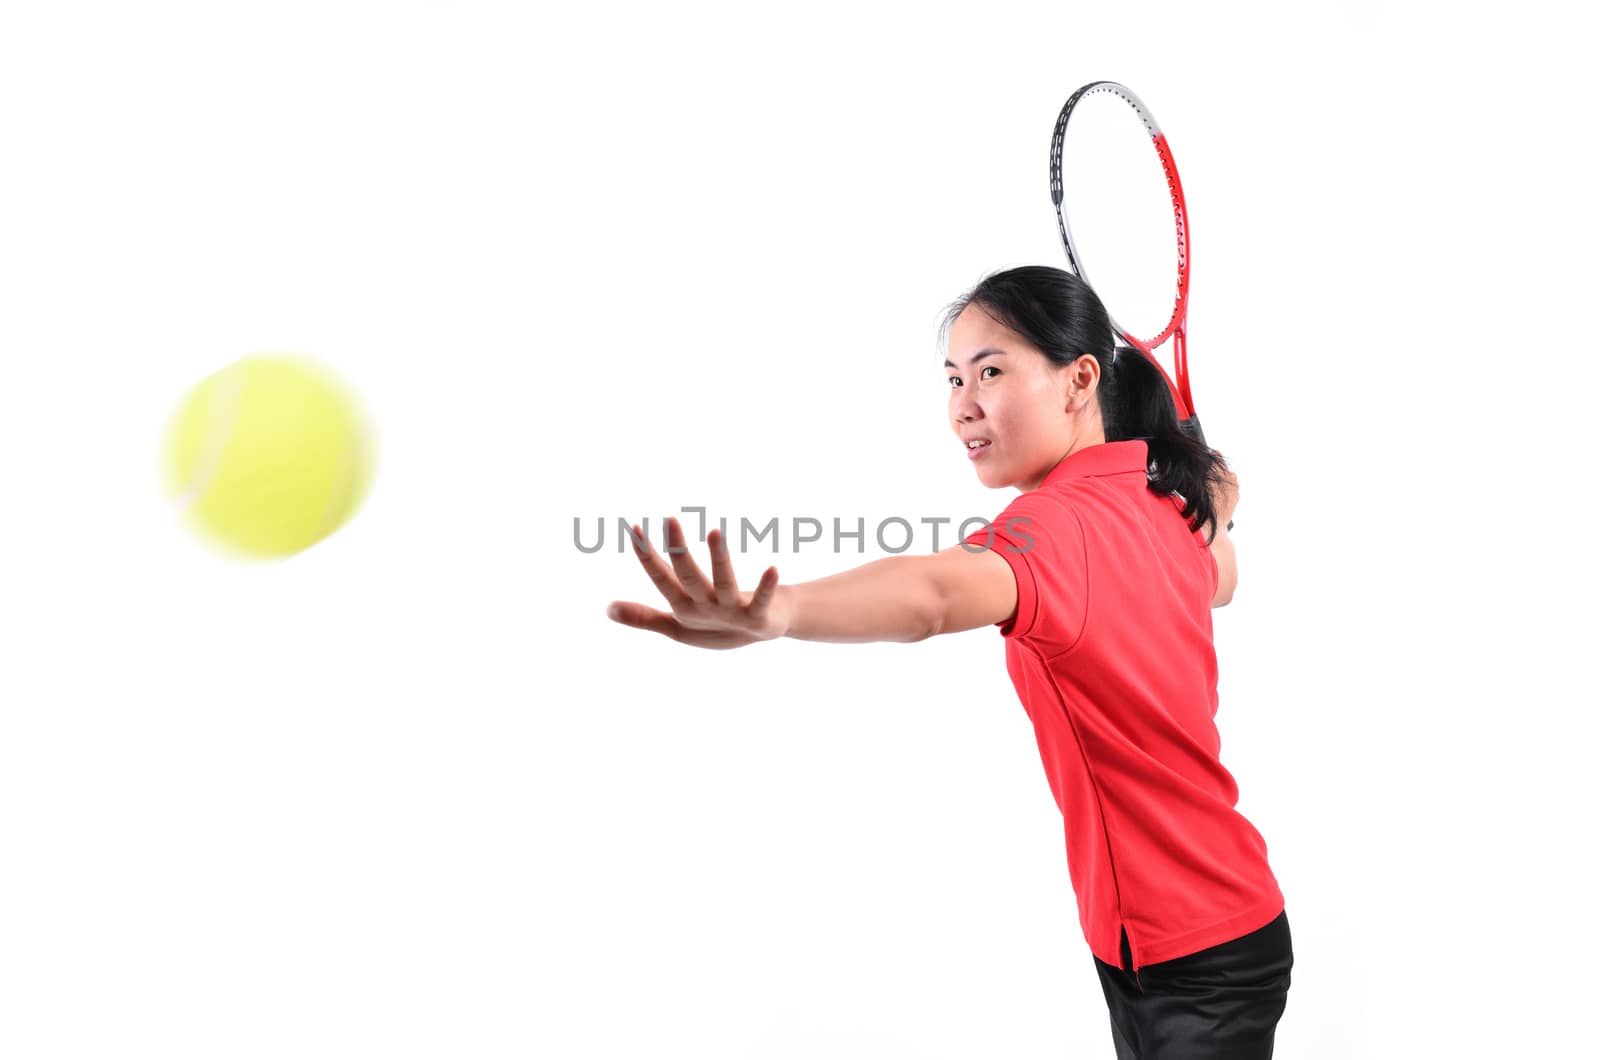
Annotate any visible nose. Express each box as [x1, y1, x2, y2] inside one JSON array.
[[952, 389, 981, 425]]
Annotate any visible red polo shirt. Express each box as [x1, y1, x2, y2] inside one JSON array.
[[963, 439, 1284, 972]]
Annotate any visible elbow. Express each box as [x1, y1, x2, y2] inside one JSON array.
[[904, 556, 950, 642], [917, 595, 956, 643]]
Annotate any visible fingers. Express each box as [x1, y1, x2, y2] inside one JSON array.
[[627, 523, 694, 611], [627, 517, 768, 616], [605, 600, 683, 642], [747, 566, 779, 616], [708, 527, 739, 602], [686, 523, 777, 618], [664, 517, 715, 603]]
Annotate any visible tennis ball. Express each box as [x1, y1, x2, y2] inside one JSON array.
[[163, 353, 377, 559]]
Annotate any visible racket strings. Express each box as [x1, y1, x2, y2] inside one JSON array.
[[1053, 97, 1186, 350], [1051, 82, 1197, 422]]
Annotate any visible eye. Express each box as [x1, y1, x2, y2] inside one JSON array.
[[949, 365, 1000, 389]]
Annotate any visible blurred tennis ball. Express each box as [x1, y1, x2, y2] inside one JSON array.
[[162, 353, 377, 559]]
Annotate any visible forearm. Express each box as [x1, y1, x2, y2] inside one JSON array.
[[776, 555, 939, 644], [1209, 525, 1236, 606]]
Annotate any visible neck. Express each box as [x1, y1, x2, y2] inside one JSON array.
[[1019, 424, 1106, 492]]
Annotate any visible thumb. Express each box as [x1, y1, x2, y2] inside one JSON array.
[[607, 601, 682, 641]]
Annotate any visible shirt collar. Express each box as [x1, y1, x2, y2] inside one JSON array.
[[1036, 439, 1149, 490]]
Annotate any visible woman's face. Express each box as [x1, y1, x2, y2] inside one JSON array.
[[946, 304, 1103, 491]]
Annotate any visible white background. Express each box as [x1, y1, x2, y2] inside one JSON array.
[[2, 1, 1595, 1057]]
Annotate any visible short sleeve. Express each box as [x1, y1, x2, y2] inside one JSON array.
[[962, 489, 1088, 650]]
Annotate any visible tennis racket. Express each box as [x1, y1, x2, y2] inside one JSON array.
[[1048, 81, 1231, 530]]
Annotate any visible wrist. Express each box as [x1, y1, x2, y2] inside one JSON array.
[[771, 584, 798, 640]]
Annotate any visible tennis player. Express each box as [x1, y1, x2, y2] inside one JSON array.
[[606, 265, 1291, 1059]]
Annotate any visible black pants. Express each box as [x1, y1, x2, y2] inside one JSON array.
[[1093, 909, 1293, 1060]]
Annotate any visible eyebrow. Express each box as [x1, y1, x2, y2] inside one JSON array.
[[944, 347, 1006, 370]]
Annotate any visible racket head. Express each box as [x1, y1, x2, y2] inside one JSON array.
[[1050, 81, 1195, 419]]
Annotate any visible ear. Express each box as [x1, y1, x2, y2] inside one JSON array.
[[1062, 353, 1100, 411]]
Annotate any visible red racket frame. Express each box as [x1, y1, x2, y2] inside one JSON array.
[[1050, 81, 1198, 429]]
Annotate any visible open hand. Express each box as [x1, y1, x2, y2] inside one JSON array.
[[606, 516, 787, 650]]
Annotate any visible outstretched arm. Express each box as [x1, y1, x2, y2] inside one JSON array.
[[777, 542, 1018, 643], [606, 516, 1018, 648]]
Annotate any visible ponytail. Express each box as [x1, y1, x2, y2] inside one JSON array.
[[1102, 343, 1231, 544]]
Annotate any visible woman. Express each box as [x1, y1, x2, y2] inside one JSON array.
[[605, 265, 1292, 1059]]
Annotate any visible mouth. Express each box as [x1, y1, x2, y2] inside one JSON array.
[[965, 438, 993, 461]]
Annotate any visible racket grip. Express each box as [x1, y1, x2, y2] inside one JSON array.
[[1179, 415, 1234, 533]]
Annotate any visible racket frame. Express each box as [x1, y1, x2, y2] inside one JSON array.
[[1050, 82, 1230, 531], [1050, 81, 1196, 423]]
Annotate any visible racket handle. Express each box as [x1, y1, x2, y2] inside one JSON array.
[[1179, 415, 1234, 533]]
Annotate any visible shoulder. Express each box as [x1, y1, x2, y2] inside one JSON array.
[[960, 486, 1089, 645], [996, 483, 1079, 529], [962, 486, 1079, 557], [964, 485, 1088, 571]]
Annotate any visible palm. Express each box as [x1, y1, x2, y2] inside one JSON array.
[[605, 516, 785, 650]]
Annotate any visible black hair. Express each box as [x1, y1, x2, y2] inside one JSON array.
[[941, 264, 1231, 544]]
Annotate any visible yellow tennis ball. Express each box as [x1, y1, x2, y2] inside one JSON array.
[[163, 354, 377, 559]]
